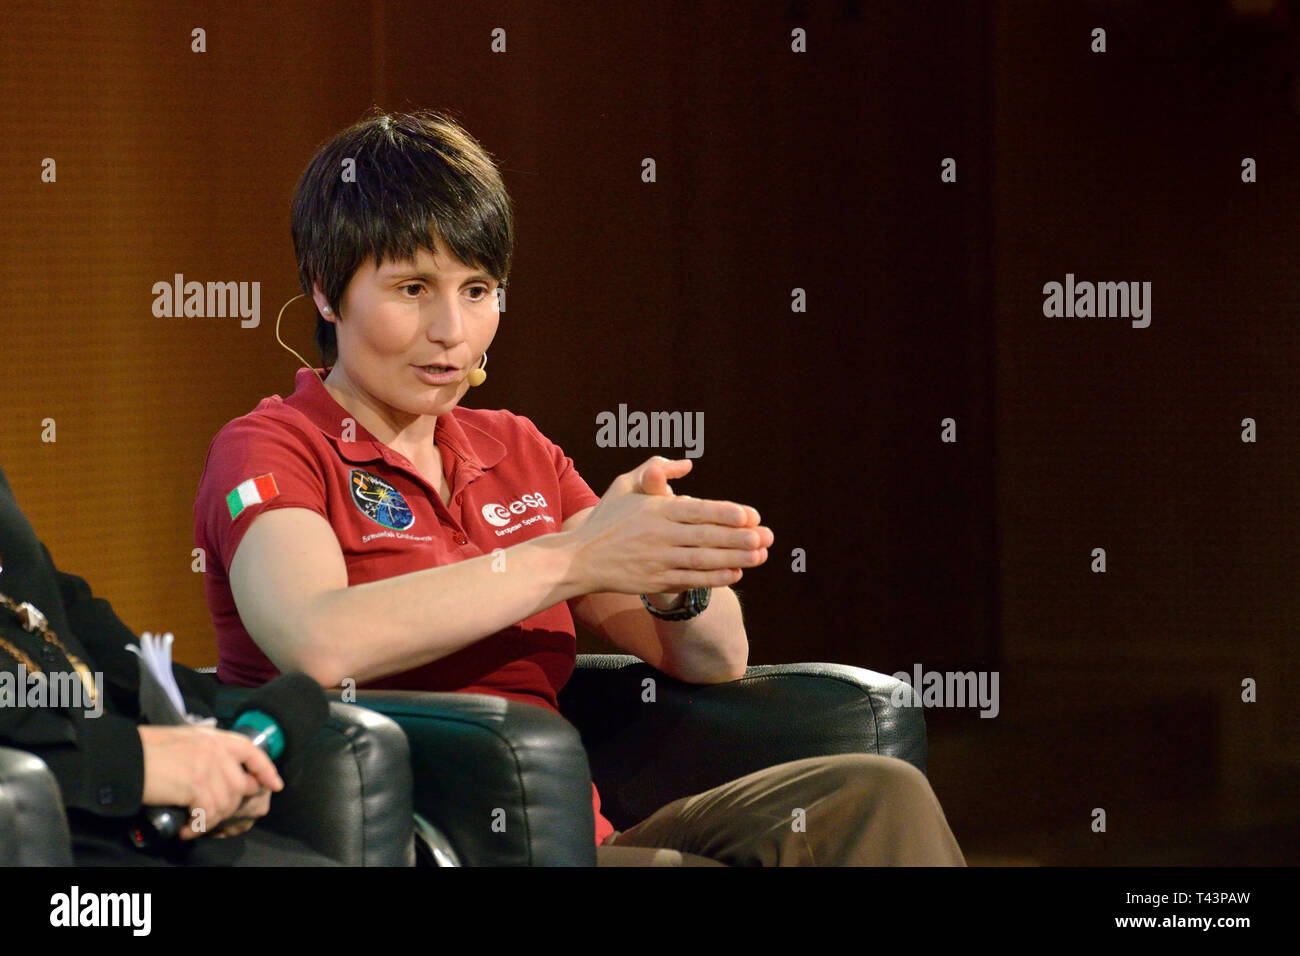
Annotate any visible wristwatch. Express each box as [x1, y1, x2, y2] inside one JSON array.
[[640, 587, 711, 621]]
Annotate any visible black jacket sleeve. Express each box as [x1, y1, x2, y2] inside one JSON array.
[[10, 697, 150, 818], [0, 555, 151, 818], [0, 462, 219, 819], [0, 566, 220, 818], [42, 557, 221, 817]]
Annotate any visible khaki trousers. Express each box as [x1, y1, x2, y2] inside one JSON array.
[[595, 753, 966, 867]]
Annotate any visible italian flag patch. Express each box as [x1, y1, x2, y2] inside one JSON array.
[[226, 474, 280, 520]]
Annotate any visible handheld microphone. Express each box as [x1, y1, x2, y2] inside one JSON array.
[[128, 672, 328, 849]]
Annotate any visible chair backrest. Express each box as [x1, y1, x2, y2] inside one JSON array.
[[558, 654, 929, 829]]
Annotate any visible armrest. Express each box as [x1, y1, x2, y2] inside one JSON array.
[[353, 691, 597, 867], [0, 746, 73, 866], [215, 689, 415, 866], [557, 654, 929, 830]]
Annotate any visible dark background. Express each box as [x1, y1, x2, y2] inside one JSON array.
[[1, 0, 1296, 864]]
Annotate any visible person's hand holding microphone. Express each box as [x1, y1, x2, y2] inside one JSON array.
[[137, 725, 282, 841]]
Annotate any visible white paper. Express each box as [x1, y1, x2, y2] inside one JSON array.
[[126, 631, 215, 727]]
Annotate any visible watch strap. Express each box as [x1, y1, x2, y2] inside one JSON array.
[[640, 587, 711, 621]]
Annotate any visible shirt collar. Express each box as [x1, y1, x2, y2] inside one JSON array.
[[282, 367, 506, 474]]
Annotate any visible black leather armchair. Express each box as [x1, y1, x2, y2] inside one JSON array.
[[0, 747, 71, 866], [0, 700, 416, 866], [354, 653, 927, 866]]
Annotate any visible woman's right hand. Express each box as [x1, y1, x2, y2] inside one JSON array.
[[138, 724, 284, 840], [567, 456, 773, 596]]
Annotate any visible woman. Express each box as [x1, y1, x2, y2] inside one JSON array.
[[194, 109, 965, 865]]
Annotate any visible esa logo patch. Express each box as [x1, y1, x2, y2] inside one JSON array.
[[350, 470, 415, 530], [480, 491, 549, 527]]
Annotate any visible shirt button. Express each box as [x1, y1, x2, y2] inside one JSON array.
[[98, 785, 115, 806], [452, 532, 468, 545], [41, 645, 58, 662]]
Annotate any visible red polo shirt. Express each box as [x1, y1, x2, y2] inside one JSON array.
[[193, 367, 614, 845]]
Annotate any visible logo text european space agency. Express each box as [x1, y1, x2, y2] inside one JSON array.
[[481, 492, 550, 527]]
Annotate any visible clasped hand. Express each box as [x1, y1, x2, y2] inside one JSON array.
[[571, 456, 774, 596], [138, 724, 284, 840]]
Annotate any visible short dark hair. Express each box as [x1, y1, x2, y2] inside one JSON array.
[[290, 107, 514, 366]]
